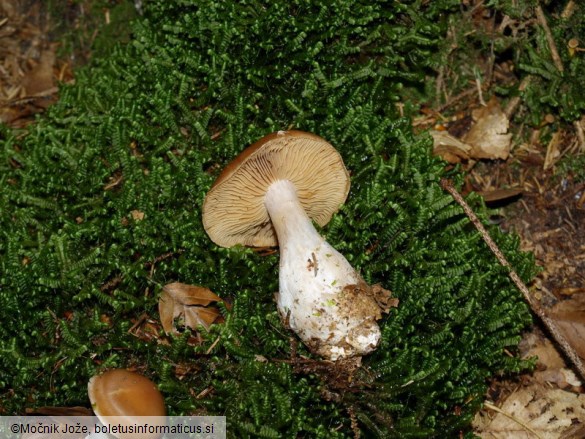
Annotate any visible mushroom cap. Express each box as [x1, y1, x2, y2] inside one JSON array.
[[203, 130, 350, 247], [88, 369, 166, 438]]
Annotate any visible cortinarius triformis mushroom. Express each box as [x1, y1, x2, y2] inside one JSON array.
[[203, 130, 391, 360], [88, 369, 166, 439]]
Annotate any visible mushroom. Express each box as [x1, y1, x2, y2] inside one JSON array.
[[88, 369, 166, 439], [203, 130, 390, 360]]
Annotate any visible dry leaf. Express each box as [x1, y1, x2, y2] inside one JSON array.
[[130, 209, 145, 221], [463, 97, 512, 160], [547, 293, 585, 360], [555, 288, 585, 298], [159, 282, 225, 335], [22, 47, 56, 96], [478, 187, 523, 203], [520, 332, 582, 388], [430, 98, 511, 163], [431, 129, 473, 163], [559, 423, 585, 439], [474, 385, 585, 438], [521, 332, 566, 370]]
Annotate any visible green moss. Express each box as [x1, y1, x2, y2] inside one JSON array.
[[1, 0, 536, 436], [430, 1, 585, 127], [45, 0, 137, 63]]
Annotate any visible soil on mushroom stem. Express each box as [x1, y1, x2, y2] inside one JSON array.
[[299, 280, 396, 359]]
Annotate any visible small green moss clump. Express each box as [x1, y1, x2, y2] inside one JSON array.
[[1, 1, 536, 437]]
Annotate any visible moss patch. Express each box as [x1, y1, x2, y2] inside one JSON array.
[[0, 1, 537, 436]]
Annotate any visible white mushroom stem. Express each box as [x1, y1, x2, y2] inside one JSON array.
[[264, 179, 382, 360]]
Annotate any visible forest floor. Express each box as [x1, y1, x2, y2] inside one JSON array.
[[1, 1, 583, 437]]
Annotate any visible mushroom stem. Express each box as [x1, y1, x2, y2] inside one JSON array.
[[264, 179, 382, 360]]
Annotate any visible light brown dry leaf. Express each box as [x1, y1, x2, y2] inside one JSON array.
[[520, 332, 582, 388], [521, 332, 566, 370], [478, 187, 523, 203], [463, 97, 512, 160], [158, 282, 225, 335], [430, 129, 472, 163], [559, 423, 585, 439], [547, 293, 585, 360], [556, 287, 585, 297], [130, 209, 145, 221], [22, 46, 56, 96], [474, 385, 585, 439], [0, 0, 18, 17]]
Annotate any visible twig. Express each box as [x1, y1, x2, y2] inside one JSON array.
[[435, 65, 445, 108], [535, 5, 564, 73], [437, 87, 477, 113], [483, 402, 544, 439], [504, 77, 531, 118], [574, 117, 585, 152], [439, 179, 585, 382], [127, 312, 148, 333], [529, 3, 585, 150], [560, 0, 577, 19], [505, 2, 574, 119], [205, 336, 221, 355], [475, 72, 486, 106]]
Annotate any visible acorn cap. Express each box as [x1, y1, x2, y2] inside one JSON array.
[[202, 130, 350, 247], [88, 369, 166, 439]]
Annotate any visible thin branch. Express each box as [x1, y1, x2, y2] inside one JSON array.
[[504, 77, 531, 118], [560, 0, 577, 20], [440, 178, 585, 382], [535, 5, 564, 73], [505, 2, 574, 118], [530, 5, 585, 152], [574, 117, 585, 152], [437, 86, 477, 113], [475, 71, 486, 106]]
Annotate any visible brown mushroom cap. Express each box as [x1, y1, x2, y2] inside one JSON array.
[[88, 369, 166, 435], [202, 130, 350, 247]]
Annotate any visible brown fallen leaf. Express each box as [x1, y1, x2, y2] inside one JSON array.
[[547, 293, 585, 360], [521, 331, 566, 370], [520, 331, 582, 389], [478, 187, 523, 203], [130, 209, 145, 221], [22, 46, 56, 96], [463, 97, 512, 160], [128, 313, 170, 345], [474, 384, 585, 438], [158, 282, 226, 335], [555, 287, 585, 298], [430, 129, 472, 163], [560, 423, 585, 439], [430, 98, 511, 163]]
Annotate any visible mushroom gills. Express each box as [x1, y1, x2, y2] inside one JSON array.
[[265, 179, 382, 360]]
